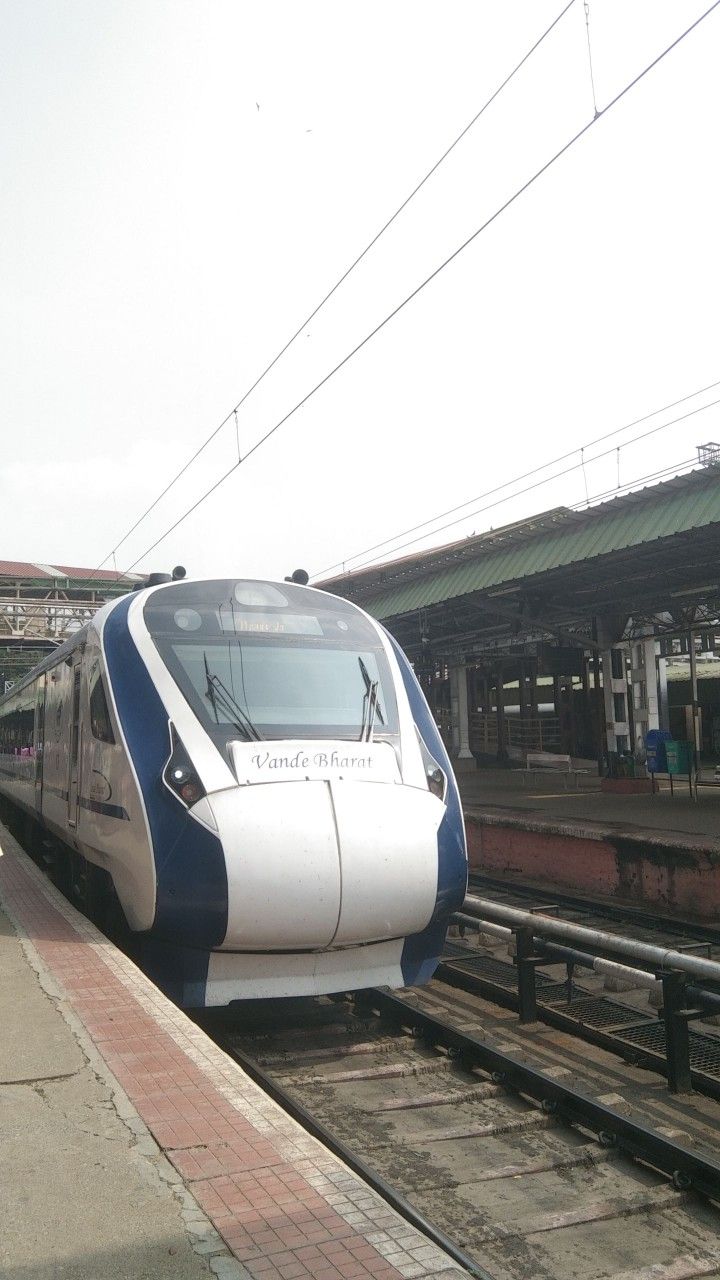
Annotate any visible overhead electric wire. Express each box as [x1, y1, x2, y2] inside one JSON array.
[[121, 0, 720, 574], [314, 376, 720, 578], [97, 0, 576, 573], [583, 1, 599, 117], [571, 454, 700, 510], [338, 396, 720, 574]]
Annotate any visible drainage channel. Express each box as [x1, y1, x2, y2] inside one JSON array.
[[203, 989, 720, 1280]]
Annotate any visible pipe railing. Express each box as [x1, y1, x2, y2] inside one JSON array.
[[453, 895, 720, 1094], [463, 893, 720, 983], [453, 912, 657, 990]]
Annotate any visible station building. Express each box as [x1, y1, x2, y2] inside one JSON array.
[[323, 466, 720, 773]]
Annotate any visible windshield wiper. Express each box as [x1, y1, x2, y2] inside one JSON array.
[[203, 652, 262, 742], [204, 653, 221, 724], [358, 657, 384, 743]]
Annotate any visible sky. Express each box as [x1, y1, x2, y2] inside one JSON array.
[[2, 0, 720, 584]]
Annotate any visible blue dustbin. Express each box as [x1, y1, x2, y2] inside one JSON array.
[[645, 728, 671, 774]]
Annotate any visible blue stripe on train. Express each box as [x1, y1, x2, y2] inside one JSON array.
[[102, 596, 228, 966], [384, 632, 468, 986]]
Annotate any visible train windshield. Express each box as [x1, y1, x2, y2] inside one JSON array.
[[143, 579, 399, 745]]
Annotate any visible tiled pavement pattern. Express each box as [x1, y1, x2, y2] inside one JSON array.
[[0, 833, 467, 1280]]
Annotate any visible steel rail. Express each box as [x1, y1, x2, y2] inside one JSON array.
[[464, 893, 720, 983], [215, 1029, 495, 1280], [366, 988, 720, 1199]]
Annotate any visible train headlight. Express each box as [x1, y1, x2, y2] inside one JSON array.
[[163, 728, 206, 808], [416, 729, 447, 802], [426, 765, 446, 799], [170, 766, 204, 805]]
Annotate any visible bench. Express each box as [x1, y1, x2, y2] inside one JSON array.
[[522, 752, 590, 789]]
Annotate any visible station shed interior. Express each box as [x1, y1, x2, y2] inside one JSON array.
[[322, 466, 720, 774], [0, 561, 142, 692]]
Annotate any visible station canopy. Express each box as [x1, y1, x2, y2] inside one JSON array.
[[321, 468, 720, 662]]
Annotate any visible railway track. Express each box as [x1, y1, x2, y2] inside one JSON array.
[[11, 800, 720, 1276], [202, 982, 720, 1280]]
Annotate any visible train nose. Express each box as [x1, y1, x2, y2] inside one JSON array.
[[329, 781, 441, 945], [206, 780, 442, 951]]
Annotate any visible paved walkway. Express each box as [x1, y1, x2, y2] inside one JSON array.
[[458, 768, 720, 849], [0, 908, 219, 1280], [0, 823, 464, 1280]]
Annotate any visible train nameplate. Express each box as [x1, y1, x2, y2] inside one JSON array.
[[229, 739, 400, 785]]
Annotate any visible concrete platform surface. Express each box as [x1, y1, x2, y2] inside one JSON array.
[[0, 823, 466, 1280], [458, 768, 720, 851], [0, 906, 220, 1280]]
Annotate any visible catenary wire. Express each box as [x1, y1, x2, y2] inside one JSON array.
[[121, 0, 720, 574], [584, 1, 599, 116], [571, 454, 699, 509], [97, 0, 576, 572], [314, 376, 720, 577], [339, 396, 720, 573], [328, 456, 702, 587]]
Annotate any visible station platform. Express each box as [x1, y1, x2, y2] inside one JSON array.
[[459, 768, 720, 843], [0, 823, 464, 1280], [458, 769, 720, 923]]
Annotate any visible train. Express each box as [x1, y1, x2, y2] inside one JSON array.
[[0, 574, 467, 1007]]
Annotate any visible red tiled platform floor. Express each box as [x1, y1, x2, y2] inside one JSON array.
[[0, 833, 463, 1280]]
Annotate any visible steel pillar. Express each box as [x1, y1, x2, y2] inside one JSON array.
[[630, 633, 659, 760], [449, 664, 474, 764], [660, 971, 705, 1095], [601, 646, 630, 754], [514, 926, 543, 1024]]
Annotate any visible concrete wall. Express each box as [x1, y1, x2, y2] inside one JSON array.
[[466, 813, 720, 924]]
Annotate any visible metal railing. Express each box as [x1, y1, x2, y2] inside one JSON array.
[[470, 712, 561, 756], [455, 894, 720, 1095]]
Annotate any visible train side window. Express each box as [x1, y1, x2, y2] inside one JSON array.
[[89, 672, 115, 744]]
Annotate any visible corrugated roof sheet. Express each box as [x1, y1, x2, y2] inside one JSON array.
[[341, 470, 720, 620], [0, 560, 50, 578], [54, 564, 138, 582], [0, 559, 139, 583]]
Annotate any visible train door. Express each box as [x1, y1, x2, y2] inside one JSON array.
[[34, 675, 46, 813], [67, 661, 82, 828]]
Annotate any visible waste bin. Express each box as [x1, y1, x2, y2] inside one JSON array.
[[645, 729, 672, 774], [665, 740, 693, 775]]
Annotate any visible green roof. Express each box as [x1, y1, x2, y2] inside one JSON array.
[[331, 470, 720, 620]]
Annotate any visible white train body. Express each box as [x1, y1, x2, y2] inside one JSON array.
[[0, 578, 467, 1007]]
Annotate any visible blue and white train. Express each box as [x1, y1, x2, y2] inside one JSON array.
[[0, 576, 467, 1007]]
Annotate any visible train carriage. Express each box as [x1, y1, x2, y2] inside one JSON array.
[[0, 577, 467, 1007]]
